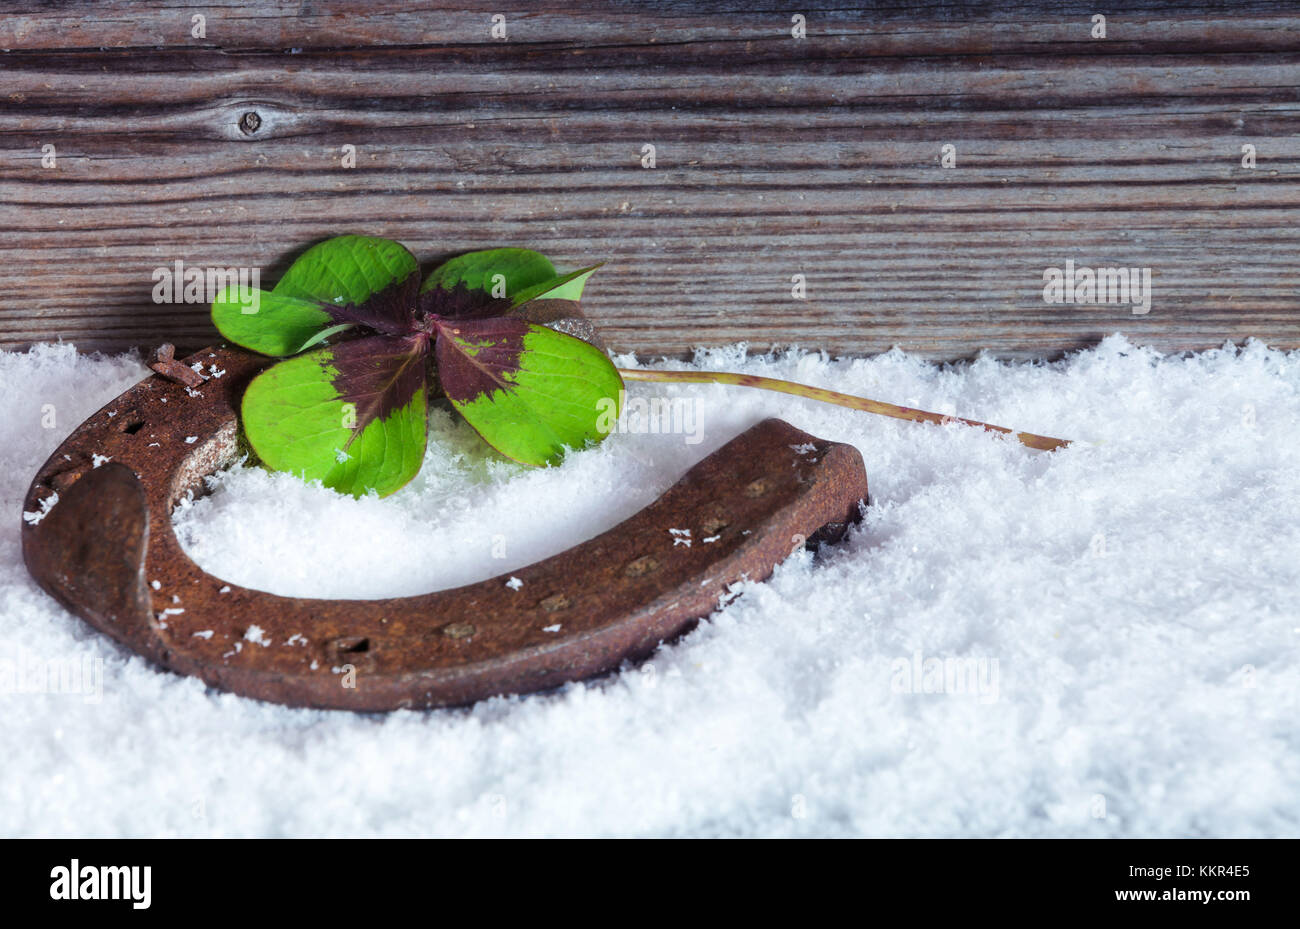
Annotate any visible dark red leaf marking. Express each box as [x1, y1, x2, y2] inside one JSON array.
[[325, 333, 429, 438], [418, 282, 514, 322], [325, 271, 421, 335], [433, 316, 529, 405]]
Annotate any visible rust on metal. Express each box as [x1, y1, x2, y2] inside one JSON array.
[[22, 345, 869, 711], [148, 342, 207, 387]]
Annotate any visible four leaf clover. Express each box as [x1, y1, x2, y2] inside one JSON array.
[[211, 235, 623, 497]]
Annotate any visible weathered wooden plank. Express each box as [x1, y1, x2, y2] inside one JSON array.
[[4, 1, 1300, 52], [2, 2, 1299, 358]]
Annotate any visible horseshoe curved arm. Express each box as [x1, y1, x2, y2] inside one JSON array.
[[21, 345, 869, 711]]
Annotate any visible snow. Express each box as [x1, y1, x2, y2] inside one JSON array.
[[1, 337, 1298, 837], [20, 490, 57, 525]]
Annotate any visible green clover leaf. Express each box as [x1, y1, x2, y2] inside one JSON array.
[[212, 237, 621, 496]]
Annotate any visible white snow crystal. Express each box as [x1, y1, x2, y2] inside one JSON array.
[[21, 491, 58, 525], [505, 576, 523, 590], [244, 625, 269, 646], [185, 436, 198, 444]]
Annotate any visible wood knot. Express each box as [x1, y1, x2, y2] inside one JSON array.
[[238, 111, 262, 135]]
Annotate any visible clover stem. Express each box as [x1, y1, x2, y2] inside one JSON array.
[[616, 368, 1070, 452]]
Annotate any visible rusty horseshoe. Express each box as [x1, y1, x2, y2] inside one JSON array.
[[21, 344, 869, 711]]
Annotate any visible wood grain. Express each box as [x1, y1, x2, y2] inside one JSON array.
[[2, 1, 1299, 359]]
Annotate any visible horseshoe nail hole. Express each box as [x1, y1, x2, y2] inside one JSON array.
[[699, 515, 729, 536], [238, 111, 262, 135], [50, 465, 89, 491], [331, 636, 369, 654], [539, 593, 571, 612], [624, 555, 660, 578], [744, 478, 773, 497], [443, 622, 476, 639], [120, 418, 146, 434]]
